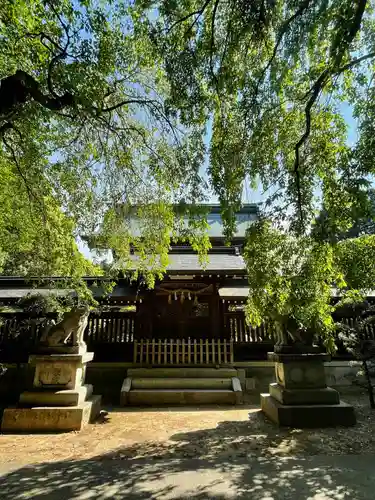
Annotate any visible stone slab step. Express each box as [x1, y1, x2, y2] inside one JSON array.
[[127, 368, 238, 379], [19, 384, 93, 407], [131, 378, 233, 390], [128, 389, 237, 406], [1, 395, 102, 432]]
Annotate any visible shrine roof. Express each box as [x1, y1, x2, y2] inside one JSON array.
[[126, 203, 259, 240], [218, 286, 250, 298], [125, 253, 246, 274], [166, 253, 246, 272], [0, 288, 73, 299]]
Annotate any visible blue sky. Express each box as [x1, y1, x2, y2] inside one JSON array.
[[201, 100, 359, 205], [79, 101, 360, 260]]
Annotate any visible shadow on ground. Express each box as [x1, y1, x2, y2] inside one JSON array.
[[0, 410, 374, 499]]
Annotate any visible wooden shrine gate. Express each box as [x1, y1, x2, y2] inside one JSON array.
[[133, 338, 234, 365]]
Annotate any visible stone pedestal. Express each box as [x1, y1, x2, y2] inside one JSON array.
[[261, 352, 356, 427], [1, 349, 101, 432]]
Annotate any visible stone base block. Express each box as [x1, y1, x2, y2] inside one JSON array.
[[35, 345, 88, 355], [1, 395, 101, 432], [261, 393, 356, 427], [19, 384, 93, 407], [30, 352, 94, 391], [269, 383, 340, 405]]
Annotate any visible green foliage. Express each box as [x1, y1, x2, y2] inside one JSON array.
[[335, 235, 375, 290], [89, 202, 212, 287], [141, 0, 375, 237], [2, 0, 375, 317], [243, 220, 340, 351], [243, 221, 375, 349], [313, 190, 375, 242], [18, 292, 75, 318], [0, 0, 209, 286], [0, 156, 100, 278], [128, 0, 375, 347]]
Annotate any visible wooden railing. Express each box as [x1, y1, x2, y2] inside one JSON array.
[[85, 312, 135, 344], [340, 317, 375, 339], [133, 338, 234, 365], [0, 311, 135, 363], [224, 312, 275, 343], [1, 309, 374, 363]]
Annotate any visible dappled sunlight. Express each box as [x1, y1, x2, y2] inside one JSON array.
[[0, 452, 368, 499], [1, 396, 375, 468], [0, 396, 375, 498]]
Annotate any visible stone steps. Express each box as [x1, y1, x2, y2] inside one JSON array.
[[131, 377, 233, 390], [121, 368, 243, 406], [127, 368, 238, 378], [128, 389, 237, 406]]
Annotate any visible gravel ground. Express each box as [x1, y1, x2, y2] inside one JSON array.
[[0, 392, 374, 466]]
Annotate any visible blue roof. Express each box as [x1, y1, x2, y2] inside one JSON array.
[[127, 204, 259, 239], [127, 253, 246, 272], [205, 211, 257, 238]]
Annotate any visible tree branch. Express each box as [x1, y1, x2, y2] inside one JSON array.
[[253, 0, 312, 102], [100, 98, 160, 114], [209, 0, 220, 95], [46, 0, 71, 44], [338, 51, 375, 73], [167, 0, 213, 34], [20, 71, 74, 110], [19, 32, 64, 53], [0, 71, 75, 118], [219, 2, 234, 72], [0, 122, 16, 138], [47, 52, 67, 98], [1, 126, 37, 203], [293, 0, 369, 231], [293, 70, 329, 229]]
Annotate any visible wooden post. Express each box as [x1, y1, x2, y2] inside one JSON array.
[[218, 340, 221, 365], [133, 340, 138, 363], [223, 339, 227, 364], [230, 340, 234, 364], [146, 339, 150, 364], [158, 339, 162, 364], [164, 338, 167, 364], [239, 318, 243, 342], [176, 339, 180, 364], [210, 283, 221, 337], [194, 339, 197, 365], [140, 339, 144, 364], [200, 339, 203, 364], [188, 338, 191, 364], [182, 339, 185, 364], [212, 339, 216, 364], [151, 339, 155, 365], [206, 338, 209, 364]]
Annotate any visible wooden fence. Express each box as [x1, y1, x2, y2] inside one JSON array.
[[0, 311, 136, 363], [84, 311, 135, 362], [224, 312, 275, 343], [133, 338, 234, 365], [86, 312, 135, 344], [1, 310, 375, 363], [340, 317, 375, 339]]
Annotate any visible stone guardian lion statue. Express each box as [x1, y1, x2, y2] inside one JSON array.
[[40, 307, 89, 348]]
